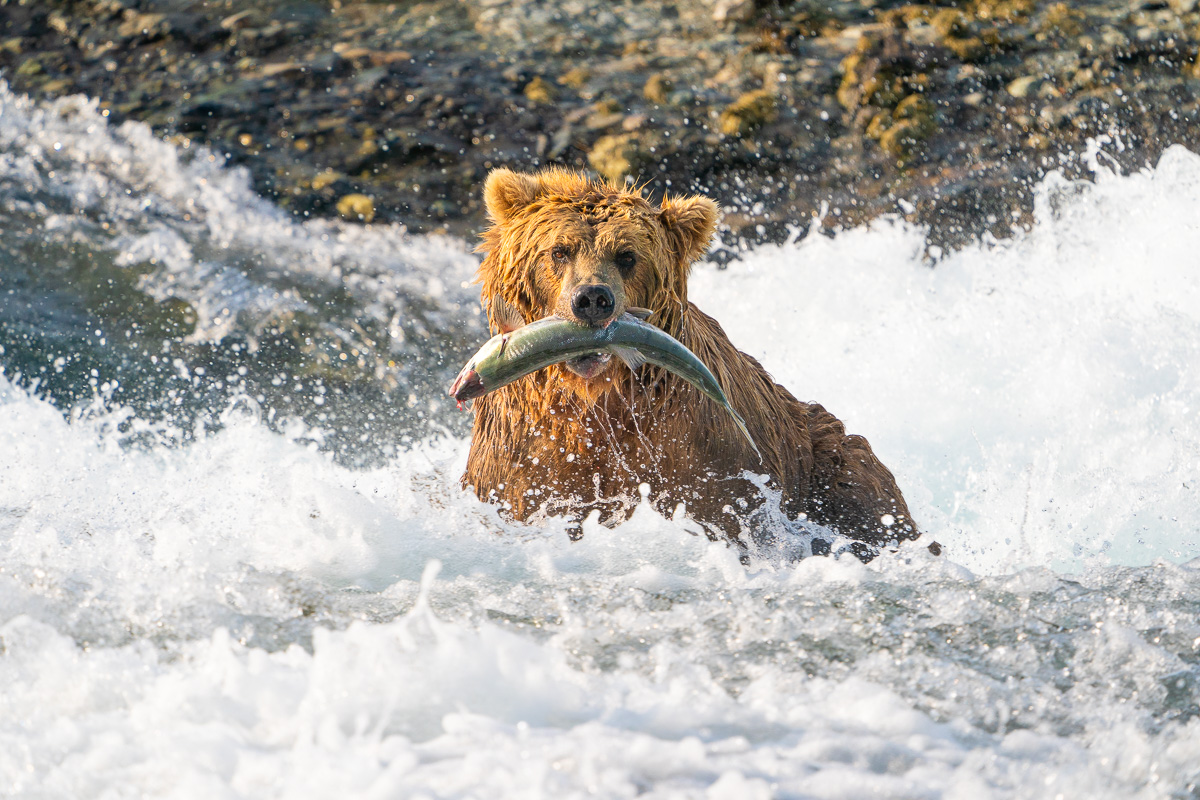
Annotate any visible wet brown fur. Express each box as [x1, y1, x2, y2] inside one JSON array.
[[463, 168, 918, 550]]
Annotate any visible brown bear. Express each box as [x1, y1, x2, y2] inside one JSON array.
[[461, 167, 921, 558]]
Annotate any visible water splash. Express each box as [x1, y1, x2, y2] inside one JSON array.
[[2, 86, 1200, 798], [692, 145, 1200, 574], [0, 82, 484, 453]]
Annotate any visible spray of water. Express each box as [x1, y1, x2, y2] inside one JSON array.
[[2, 86, 1199, 798]]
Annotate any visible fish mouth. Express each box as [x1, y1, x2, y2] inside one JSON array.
[[450, 368, 485, 402], [564, 352, 612, 379]]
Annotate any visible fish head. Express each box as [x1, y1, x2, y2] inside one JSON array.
[[450, 363, 486, 402], [449, 332, 510, 402]]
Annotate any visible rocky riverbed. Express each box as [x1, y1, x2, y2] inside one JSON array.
[[3, 0, 1200, 253]]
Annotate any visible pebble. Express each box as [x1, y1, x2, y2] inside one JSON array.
[[1007, 75, 1043, 98]]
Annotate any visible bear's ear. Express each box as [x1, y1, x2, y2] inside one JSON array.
[[659, 195, 719, 264], [484, 168, 542, 224]]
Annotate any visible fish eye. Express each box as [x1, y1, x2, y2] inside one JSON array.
[[614, 250, 636, 274], [550, 245, 570, 265]]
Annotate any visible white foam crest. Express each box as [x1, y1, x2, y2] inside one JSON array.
[[0, 82, 480, 345], [0, 374, 760, 643], [692, 145, 1200, 574], [4, 377, 1200, 797]]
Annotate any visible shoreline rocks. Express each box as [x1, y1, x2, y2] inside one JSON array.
[[3, 0, 1199, 255]]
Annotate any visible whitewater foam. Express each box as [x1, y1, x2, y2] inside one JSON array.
[[2, 86, 1200, 798], [692, 145, 1200, 574]]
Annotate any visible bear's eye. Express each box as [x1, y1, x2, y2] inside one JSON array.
[[614, 251, 636, 275], [550, 245, 570, 265]]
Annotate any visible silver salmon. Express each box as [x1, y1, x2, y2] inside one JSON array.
[[449, 312, 761, 460]]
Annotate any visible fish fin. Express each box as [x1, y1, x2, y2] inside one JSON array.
[[612, 345, 648, 371], [491, 296, 525, 333], [625, 307, 653, 321]]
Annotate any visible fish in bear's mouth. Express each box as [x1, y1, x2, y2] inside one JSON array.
[[564, 352, 612, 378]]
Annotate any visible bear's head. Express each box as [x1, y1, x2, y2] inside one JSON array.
[[476, 168, 718, 397]]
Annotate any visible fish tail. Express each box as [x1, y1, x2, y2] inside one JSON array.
[[729, 408, 762, 463]]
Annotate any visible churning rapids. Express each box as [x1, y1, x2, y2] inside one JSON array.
[[1, 85, 1198, 799]]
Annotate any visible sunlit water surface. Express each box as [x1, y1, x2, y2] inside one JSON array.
[[1, 86, 1198, 798]]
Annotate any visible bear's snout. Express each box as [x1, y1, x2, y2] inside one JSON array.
[[570, 284, 617, 325]]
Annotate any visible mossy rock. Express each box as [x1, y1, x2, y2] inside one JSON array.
[[865, 110, 893, 141], [593, 97, 622, 115], [357, 136, 379, 158], [871, 94, 937, 160], [944, 36, 986, 61], [718, 90, 778, 136], [588, 134, 647, 183], [337, 193, 375, 223], [16, 56, 42, 76], [930, 9, 968, 38], [116, 12, 169, 41], [894, 94, 935, 128], [559, 68, 590, 89], [523, 76, 555, 104], [41, 78, 74, 95], [878, 5, 931, 28], [878, 119, 927, 160], [866, 74, 904, 109], [836, 52, 865, 110], [927, 9, 988, 61], [311, 169, 344, 191], [643, 74, 673, 104], [971, 0, 1036, 23], [1039, 3, 1084, 38], [837, 41, 906, 111]]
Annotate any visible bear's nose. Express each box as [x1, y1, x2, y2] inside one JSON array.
[[570, 285, 616, 324]]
